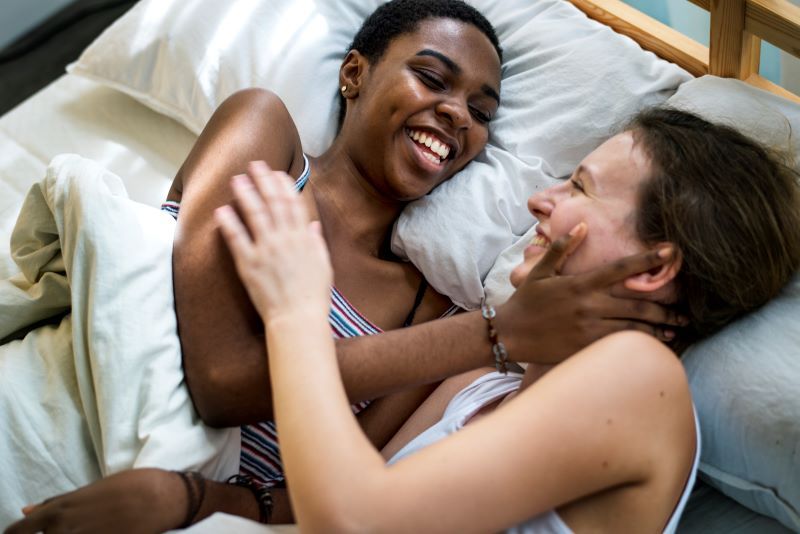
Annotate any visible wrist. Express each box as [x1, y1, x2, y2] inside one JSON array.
[[264, 307, 330, 331], [479, 300, 509, 374], [491, 302, 520, 362]]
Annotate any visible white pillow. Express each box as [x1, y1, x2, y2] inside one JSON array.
[[68, 0, 691, 309], [667, 76, 800, 532]]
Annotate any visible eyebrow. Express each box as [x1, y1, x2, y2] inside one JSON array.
[[416, 49, 500, 105]]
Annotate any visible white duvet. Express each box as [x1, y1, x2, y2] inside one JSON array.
[[0, 155, 239, 526]]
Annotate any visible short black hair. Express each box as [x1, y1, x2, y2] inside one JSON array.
[[338, 0, 502, 127]]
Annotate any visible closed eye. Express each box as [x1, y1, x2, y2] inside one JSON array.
[[416, 69, 445, 90], [570, 179, 585, 193], [469, 106, 492, 124]]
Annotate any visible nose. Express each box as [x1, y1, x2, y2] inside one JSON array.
[[528, 189, 554, 220], [529, 181, 571, 219], [436, 97, 472, 129]]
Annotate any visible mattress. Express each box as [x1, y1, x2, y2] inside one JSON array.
[[0, 73, 195, 277]]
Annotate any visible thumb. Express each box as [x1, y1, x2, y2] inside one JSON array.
[[526, 222, 586, 281]]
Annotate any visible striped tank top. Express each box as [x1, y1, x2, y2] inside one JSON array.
[[163, 155, 457, 486]]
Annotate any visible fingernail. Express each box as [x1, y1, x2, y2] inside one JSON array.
[[569, 222, 586, 236], [658, 246, 674, 259]]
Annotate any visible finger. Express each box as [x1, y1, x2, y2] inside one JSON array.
[[594, 294, 686, 328], [597, 319, 667, 339], [215, 205, 255, 261], [583, 246, 673, 288], [4, 508, 49, 534], [277, 172, 309, 227], [527, 222, 586, 280], [231, 173, 273, 237], [308, 221, 331, 261], [248, 161, 296, 230], [21, 504, 37, 516]]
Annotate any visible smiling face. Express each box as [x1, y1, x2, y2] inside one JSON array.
[[510, 132, 653, 287], [340, 18, 501, 201]]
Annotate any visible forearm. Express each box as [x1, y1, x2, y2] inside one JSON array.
[[267, 313, 388, 529], [336, 310, 494, 403]]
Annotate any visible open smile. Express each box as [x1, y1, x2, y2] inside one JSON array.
[[405, 127, 453, 166]]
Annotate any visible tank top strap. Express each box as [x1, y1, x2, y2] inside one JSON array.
[[294, 154, 311, 192]]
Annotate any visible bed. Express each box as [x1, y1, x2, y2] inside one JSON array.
[[0, 0, 798, 532]]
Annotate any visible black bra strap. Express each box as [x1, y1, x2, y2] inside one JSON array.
[[403, 279, 429, 327]]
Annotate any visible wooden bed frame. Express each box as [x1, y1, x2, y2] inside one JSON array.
[[569, 0, 800, 103]]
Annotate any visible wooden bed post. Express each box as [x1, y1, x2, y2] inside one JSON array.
[[570, 0, 800, 103], [709, 0, 762, 78]]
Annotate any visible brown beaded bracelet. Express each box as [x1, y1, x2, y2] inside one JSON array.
[[228, 474, 274, 524], [480, 299, 509, 374], [174, 471, 206, 528]]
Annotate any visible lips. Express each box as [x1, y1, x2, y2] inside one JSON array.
[[405, 127, 455, 164], [531, 226, 551, 249]]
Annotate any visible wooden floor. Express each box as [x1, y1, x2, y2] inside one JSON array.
[[0, 0, 135, 115]]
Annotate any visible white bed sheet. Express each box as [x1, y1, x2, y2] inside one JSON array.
[[0, 74, 195, 277]]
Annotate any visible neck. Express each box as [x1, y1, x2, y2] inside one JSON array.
[[309, 142, 406, 256]]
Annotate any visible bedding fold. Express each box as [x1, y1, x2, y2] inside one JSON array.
[[0, 155, 239, 527]]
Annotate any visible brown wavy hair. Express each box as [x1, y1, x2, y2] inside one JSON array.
[[630, 107, 800, 353]]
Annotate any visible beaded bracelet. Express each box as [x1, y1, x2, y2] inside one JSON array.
[[228, 474, 274, 524], [480, 299, 509, 374], [174, 471, 206, 528]]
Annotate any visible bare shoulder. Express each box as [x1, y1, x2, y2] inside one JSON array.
[[514, 331, 695, 475], [210, 88, 303, 169], [172, 87, 305, 205], [538, 331, 692, 419]]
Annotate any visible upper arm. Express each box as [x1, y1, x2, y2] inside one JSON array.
[[380, 368, 491, 460], [353, 332, 695, 532], [172, 88, 304, 426]]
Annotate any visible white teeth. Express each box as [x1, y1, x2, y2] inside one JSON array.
[[422, 152, 440, 164], [406, 128, 452, 161], [531, 235, 550, 248]]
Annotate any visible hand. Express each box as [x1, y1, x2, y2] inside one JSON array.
[[495, 223, 685, 364], [215, 161, 333, 324], [3, 469, 185, 534]]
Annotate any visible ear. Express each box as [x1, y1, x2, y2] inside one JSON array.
[[624, 243, 682, 293], [339, 50, 369, 98]]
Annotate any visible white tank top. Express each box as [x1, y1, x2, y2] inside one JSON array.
[[387, 371, 700, 534]]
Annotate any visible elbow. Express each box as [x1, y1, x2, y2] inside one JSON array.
[[296, 481, 388, 534], [185, 372, 234, 428], [184, 365, 273, 428]]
